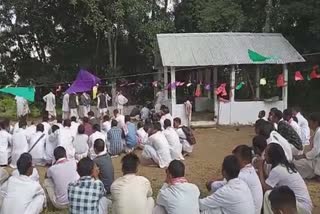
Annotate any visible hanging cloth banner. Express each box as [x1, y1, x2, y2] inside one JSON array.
[[277, 74, 285, 88], [310, 66, 320, 79], [195, 84, 201, 97], [66, 69, 101, 94], [205, 84, 211, 91], [92, 85, 98, 99], [215, 83, 227, 96], [248, 49, 273, 62], [235, 82, 245, 90], [294, 71, 304, 81], [0, 87, 35, 102]]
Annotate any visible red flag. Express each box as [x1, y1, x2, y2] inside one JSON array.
[[294, 71, 304, 81], [195, 84, 202, 97], [310, 65, 320, 79], [215, 83, 227, 96], [277, 74, 285, 87]]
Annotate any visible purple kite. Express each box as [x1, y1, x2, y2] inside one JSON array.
[[66, 69, 101, 94]]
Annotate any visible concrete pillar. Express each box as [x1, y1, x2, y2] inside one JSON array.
[[256, 65, 260, 99], [170, 67, 176, 116], [230, 65, 236, 102], [282, 64, 288, 109], [164, 66, 168, 100], [213, 67, 218, 117]]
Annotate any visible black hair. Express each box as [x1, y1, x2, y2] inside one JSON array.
[[283, 109, 293, 118], [267, 143, 297, 173], [0, 119, 5, 129], [42, 114, 49, 122], [88, 111, 95, 117], [36, 123, 44, 132], [19, 119, 27, 128], [173, 117, 181, 125], [77, 157, 95, 177], [269, 186, 297, 211], [70, 116, 77, 122], [162, 107, 170, 114], [270, 107, 278, 114], [137, 121, 144, 129], [222, 155, 240, 179], [121, 153, 140, 174], [17, 153, 33, 175], [167, 160, 185, 178], [93, 124, 101, 132], [273, 109, 283, 121], [309, 112, 320, 126], [51, 124, 60, 133], [54, 146, 67, 160], [232, 145, 253, 162], [252, 135, 267, 154], [259, 121, 274, 138], [113, 109, 119, 114], [63, 119, 71, 127], [94, 139, 105, 153], [78, 124, 85, 134], [103, 115, 110, 122], [125, 115, 131, 123], [163, 119, 171, 129], [153, 122, 162, 131], [111, 119, 118, 127], [145, 118, 152, 125], [259, 110, 266, 118]]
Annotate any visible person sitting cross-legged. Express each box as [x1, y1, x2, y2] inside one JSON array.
[[123, 115, 137, 153], [163, 119, 184, 160], [0, 153, 46, 214], [74, 124, 89, 161], [199, 155, 255, 214], [68, 157, 111, 214], [153, 160, 200, 214], [44, 147, 79, 209], [269, 186, 298, 214], [111, 153, 154, 214], [107, 119, 124, 157], [94, 139, 114, 194]]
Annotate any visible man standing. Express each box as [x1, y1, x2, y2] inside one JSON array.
[[43, 89, 56, 119], [184, 98, 192, 127], [97, 89, 111, 117], [44, 147, 79, 209], [62, 93, 70, 120], [153, 160, 200, 214], [155, 87, 165, 113], [115, 91, 128, 115], [111, 153, 154, 214], [173, 117, 194, 155], [0, 120, 12, 166], [80, 92, 91, 118], [69, 93, 79, 119]]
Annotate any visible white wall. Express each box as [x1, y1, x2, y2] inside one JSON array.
[[218, 100, 285, 125]]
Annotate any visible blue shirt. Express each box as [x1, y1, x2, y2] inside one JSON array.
[[125, 122, 137, 148], [107, 127, 123, 155]]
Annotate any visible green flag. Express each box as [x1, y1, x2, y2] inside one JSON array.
[[248, 49, 272, 62], [236, 82, 245, 90], [0, 87, 35, 102]]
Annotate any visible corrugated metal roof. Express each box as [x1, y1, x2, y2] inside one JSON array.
[[157, 33, 305, 67]]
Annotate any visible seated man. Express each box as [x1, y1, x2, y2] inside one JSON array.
[[163, 119, 184, 160], [159, 107, 173, 129], [113, 109, 125, 128], [107, 120, 124, 156], [29, 123, 47, 166], [89, 124, 106, 158], [199, 155, 255, 214], [0, 153, 46, 214], [74, 125, 89, 161], [68, 157, 110, 214], [94, 139, 114, 194], [44, 147, 79, 209], [59, 119, 76, 160], [137, 121, 148, 149], [111, 153, 154, 214], [123, 115, 137, 153], [269, 186, 298, 214], [153, 160, 200, 214], [283, 109, 302, 140], [141, 122, 172, 168], [174, 117, 194, 155]]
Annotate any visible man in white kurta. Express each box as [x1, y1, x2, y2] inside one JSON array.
[[0, 125, 12, 166], [29, 124, 47, 166], [70, 117, 80, 138], [160, 110, 173, 129], [292, 108, 310, 145], [0, 153, 46, 214], [113, 109, 125, 129], [43, 91, 56, 118], [115, 92, 128, 115], [174, 117, 194, 154], [58, 120, 75, 160], [15, 96, 29, 118], [142, 123, 172, 168], [153, 160, 200, 214], [268, 130, 293, 162], [10, 121, 30, 168], [163, 119, 184, 160], [294, 113, 320, 179], [200, 155, 255, 214], [89, 124, 106, 158], [111, 153, 154, 214], [62, 93, 70, 120], [155, 89, 165, 113], [283, 109, 302, 140]]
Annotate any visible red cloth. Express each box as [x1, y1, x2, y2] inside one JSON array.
[[294, 71, 304, 81], [195, 84, 201, 97], [277, 74, 285, 87], [310, 66, 320, 79], [215, 83, 227, 96]]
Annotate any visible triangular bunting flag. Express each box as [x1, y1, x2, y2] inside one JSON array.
[[235, 82, 245, 90], [294, 71, 304, 81], [216, 83, 227, 96], [248, 49, 271, 62], [277, 74, 285, 88], [310, 66, 320, 79], [195, 84, 201, 97]]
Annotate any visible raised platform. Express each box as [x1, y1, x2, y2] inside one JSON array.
[[191, 120, 217, 128]]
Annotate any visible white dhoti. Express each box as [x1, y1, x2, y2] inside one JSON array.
[[62, 111, 70, 120], [200, 208, 223, 214], [24, 194, 45, 214], [293, 158, 320, 179], [155, 104, 161, 113], [44, 178, 68, 209], [48, 110, 56, 119], [182, 140, 193, 153], [70, 108, 78, 119], [0, 149, 10, 166], [81, 106, 90, 118], [142, 145, 160, 165], [0, 168, 9, 185], [99, 197, 112, 214], [263, 190, 311, 214]]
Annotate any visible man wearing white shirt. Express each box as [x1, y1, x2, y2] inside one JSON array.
[[0, 153, 46, 214], [115, 91, 128, 115], [0, 120, 12, 166], [160, 107, 173, 129], [199, 155, 255, 214], [155, 88, 165, 113], [294, 113, 320, 179], [283, 109, 302, 139], [58, 119, 75, 160], [163, 119, 184, 160], [70, 116, 80, 137], [111, 153, 154, 214], [42, 115, 51, 135], [89, 124, 106, 158], [174, 117, 194, 155], [292, 107, 310, 145], [113, 109, 125, 128], [45, 125, 60, 164], [10, 120, 30, 168], [62, 93, 70, 120], [15, 96, 29, 119], [29, 123, 47, 166], [12, 167, 40, 183], [141, 122, 172, 168], [153, 160, 200, 214], [44, 147, 79, 209], [43, 90, 56, 119], [137, 122, 148, 149]]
